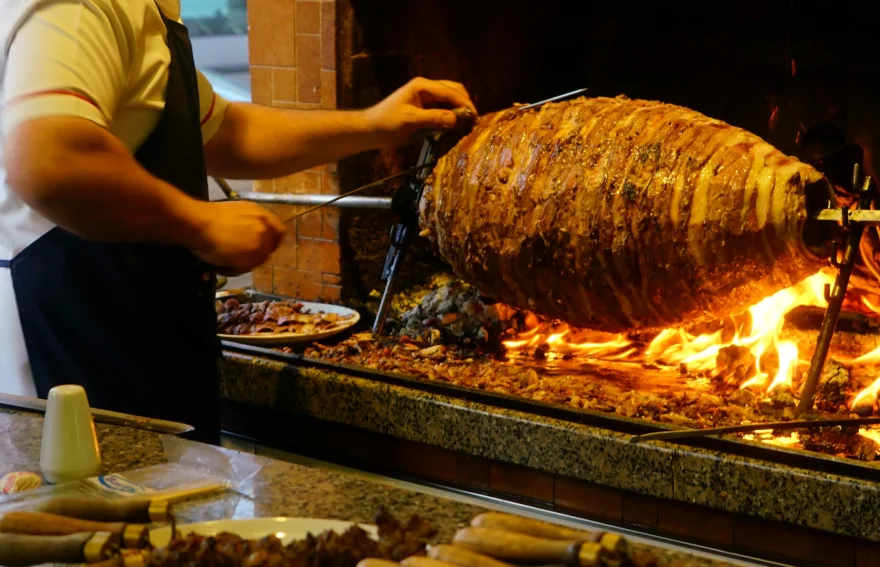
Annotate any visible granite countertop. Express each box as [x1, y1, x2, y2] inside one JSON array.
[[0, 408, 739, 567], [220, 353, 880, 544]]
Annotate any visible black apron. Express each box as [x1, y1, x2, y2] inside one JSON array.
[[0, 9, 221, 445]]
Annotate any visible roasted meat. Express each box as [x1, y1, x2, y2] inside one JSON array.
[[216, 298, 355, 336], [145, 508, 435, 567], [419, 95, 834, 332]]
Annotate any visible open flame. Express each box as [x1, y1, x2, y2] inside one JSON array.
[[503, 271, 848, 400]]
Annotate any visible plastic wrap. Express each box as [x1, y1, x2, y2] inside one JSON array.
[[0, 434, 261, 510]]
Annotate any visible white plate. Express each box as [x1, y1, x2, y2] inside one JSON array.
[[150, 517, 378, 548], [217, 300, 361, 345]]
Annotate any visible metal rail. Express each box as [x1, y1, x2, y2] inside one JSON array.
[[233, 193, 393, 209]]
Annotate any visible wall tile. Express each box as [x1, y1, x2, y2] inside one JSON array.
[[856, 541, 880, 567], [321, 2, 336, 70], [734, 518, 814, 563], [274, 267, 322, 300], [322, 209, 339, 240], [321, 70, 337, 109], [268, 230, 298, 268], [622, 494, 659, 530], [248, 0, 295, 66], [250, 67, 272, 105], [272, 68, 298, 103], [296, 238, 321, 272], [295, 1, 321, 34], [276, 171, 322, 193], [274, 101, 323, 110], [388, 441, 458, 484], [322, 284, 341, 302], [252, 265, 274, 292], [489, 463, 554, 503], [297, 211, 323, 239], [457, 454, 490, 489], [657, 501, 733, 549], [296, 35, 322, 103], [554, 477, 622, 525], [318, 240, 341, 274], [322, 169, 339, 194], [813, 533, 855, 567]]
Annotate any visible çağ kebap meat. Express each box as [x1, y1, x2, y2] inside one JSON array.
[[418, 95, 834, 332]]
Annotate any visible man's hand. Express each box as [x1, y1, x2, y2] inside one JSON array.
[[364, 77, 477, 151], [190, 201, 286, 276]]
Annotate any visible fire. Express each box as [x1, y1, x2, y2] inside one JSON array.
[[503, 271, 836, 397]]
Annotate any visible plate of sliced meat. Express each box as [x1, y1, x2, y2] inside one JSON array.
[[216, 297, 360, 345]]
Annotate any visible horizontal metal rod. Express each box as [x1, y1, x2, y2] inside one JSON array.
[[630, 416, 880, 444], [235, 192, 393, 209], [812, 208, 880, 225]]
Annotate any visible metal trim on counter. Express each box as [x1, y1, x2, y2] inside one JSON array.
[[0, 393, 194, 434], [220, 340, 880, 483], [234, 193, 393, 209]]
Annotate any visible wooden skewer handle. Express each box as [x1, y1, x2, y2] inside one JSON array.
[[428, 544, 515, 567], [470, 513, 595, 542], [1, 510, 122, 535], [35, 497, 170, 523], [452, 527, 576, 564], [0, 511, 150, 548], [0, 532, 115, 565]]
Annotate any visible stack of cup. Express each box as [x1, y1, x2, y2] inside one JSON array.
[[40, 385, 102, 484]]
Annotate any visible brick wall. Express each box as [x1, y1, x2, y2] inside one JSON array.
[[247, 0, 341, 302]]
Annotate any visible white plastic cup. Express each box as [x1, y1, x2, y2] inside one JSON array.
[[40, 385, 101, 484]]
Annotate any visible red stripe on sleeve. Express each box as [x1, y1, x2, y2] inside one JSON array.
[[3, 89, 99, 110], [200, 94, 216, 127]]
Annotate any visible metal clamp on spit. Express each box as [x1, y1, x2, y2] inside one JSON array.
[[631, 165, 880, 444], [372, 108, 477, 334], [797, 165, 878, 414]]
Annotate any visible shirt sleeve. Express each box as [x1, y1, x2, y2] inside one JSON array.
[[1, 0, 133, 136], [196, 70, 230, 145]]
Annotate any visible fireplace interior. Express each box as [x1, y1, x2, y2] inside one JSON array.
[[238, 0, 880, 467]]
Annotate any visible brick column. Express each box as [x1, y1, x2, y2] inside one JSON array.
[[246, 0, 341, 302]]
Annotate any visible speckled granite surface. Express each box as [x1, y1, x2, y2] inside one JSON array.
[[220, 353, 880, 542], [0, 407, 736, 567]]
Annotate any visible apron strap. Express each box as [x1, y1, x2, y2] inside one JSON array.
[[0, 260, 10, 268]]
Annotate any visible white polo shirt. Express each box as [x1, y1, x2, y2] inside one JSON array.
[[0, 0, 231, 396]]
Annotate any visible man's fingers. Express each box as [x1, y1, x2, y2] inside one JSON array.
[[411, 77, 476, 114], [410, 108, 458, 130]]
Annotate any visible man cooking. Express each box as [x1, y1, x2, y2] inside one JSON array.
[[0, 0, 476, 444]]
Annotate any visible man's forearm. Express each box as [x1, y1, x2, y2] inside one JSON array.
[[203, 103, 381, 180], [4, 117, 208, 247]]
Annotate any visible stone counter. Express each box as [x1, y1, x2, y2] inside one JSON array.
[[0, 408, 735, 567], [219, 352, 880, 566]]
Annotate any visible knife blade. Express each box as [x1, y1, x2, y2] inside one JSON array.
[[0, 393, 193, 434]]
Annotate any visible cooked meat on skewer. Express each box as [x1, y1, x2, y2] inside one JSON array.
[[420, 95, 835, 332]]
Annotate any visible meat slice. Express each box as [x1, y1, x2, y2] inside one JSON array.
[[419, 95, 834, 332]]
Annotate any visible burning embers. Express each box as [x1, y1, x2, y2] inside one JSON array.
[[301, 271, 880, 462]]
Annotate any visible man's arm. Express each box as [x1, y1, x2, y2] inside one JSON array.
[[4, 116, 207, 245], [4, 116, 284, 274], [2, 1, 284, 274], [203, 77, 476, 180]]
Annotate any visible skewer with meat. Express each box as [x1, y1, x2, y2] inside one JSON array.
[[419, 95, 836, 332]]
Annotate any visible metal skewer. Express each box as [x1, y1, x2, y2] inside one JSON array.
[[516, 88, 589, 111], [630, 416, 880, 444], [212, 164, 433, 215]]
